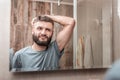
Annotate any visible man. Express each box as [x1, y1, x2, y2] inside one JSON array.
[[105, 60, 120, 80], [11, 15, 75, 72]]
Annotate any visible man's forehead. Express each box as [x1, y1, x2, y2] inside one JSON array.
[[33, 21, 53, 28]]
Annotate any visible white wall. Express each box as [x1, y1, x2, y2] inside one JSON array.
[[0, 0, 11, 79]]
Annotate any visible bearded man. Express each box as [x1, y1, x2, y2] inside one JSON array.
[[12, 15, 75, 72]]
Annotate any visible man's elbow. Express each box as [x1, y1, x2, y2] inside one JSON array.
[[69, 19, 75, 28], [63, 18, 75, 28]]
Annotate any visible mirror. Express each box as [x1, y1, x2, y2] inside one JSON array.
[[9, 0, 112, 72]]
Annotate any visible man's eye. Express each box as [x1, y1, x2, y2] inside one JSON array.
[[37, 27, 42, 30], [46, 29, 51, 31]]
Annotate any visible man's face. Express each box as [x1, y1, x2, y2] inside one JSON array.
[[32, 21, 53, 46]]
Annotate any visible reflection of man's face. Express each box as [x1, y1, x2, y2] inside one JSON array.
[[32, 21, 53, 46]]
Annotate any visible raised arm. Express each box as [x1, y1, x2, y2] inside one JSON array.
[[46, 15, 75, 52]]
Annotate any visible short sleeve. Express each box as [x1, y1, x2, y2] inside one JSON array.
[[11, 53, 22, 71], [52, 40, 64, 58]]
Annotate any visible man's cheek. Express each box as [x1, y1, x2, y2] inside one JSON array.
[[34, 32, 39, 37]]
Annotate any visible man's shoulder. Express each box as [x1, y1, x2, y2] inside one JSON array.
[[49, 41, 57, 46], [47, 41, 57, 49], [105, 60, 120, 80], [112, 60, 120, 68], [47, 40, 60, 52], [15, 46, 31, 55]]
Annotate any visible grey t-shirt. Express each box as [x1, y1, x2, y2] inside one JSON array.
[[11, 41, 63, 72]]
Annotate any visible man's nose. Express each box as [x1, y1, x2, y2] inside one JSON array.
[[41, 29, 46, 34]]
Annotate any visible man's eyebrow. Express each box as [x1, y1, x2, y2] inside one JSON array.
[[37, 26, 42, 27], [35, 26, 43, 28]]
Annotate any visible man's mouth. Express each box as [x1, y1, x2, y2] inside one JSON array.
[[39, 36, 47, 40]]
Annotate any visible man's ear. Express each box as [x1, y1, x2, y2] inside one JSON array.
[[32, 32, 34, 34], [32, 29, 34, 34]]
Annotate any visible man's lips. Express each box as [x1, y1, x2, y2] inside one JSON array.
[[39, 36, 47, 40]]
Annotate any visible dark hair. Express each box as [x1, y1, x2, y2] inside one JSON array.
[[31, 15, 54, 26]]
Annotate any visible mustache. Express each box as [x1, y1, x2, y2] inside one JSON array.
[[38, 34, 48, 38]]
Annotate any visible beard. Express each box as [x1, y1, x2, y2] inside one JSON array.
[[32, 34, 52, 46]]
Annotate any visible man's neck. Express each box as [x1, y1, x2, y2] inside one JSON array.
[[32, 43, 47, 51]]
